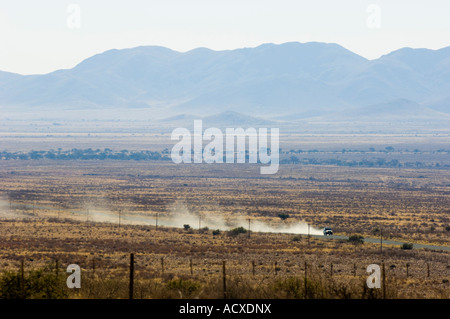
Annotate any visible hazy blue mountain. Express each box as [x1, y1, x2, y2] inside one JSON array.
[[1, 42, 450, 121], [426, 95, 450, 113], [313, 99, 450, 122], [160, 111, 276, 127], [160, 113, 199, 123], [202, 111, 276, 126]]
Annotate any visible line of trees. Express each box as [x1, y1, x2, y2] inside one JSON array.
[[0, 149, 169, 161], [1, 148, 448, 168], [280, 156, 449, 168], [284, 147, 450, 154]]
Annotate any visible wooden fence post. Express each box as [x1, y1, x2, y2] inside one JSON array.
[[222, 260, 227, 299], [252, 260, 255, 276], [129, 253, 134, 300], [55, 259, 59, 278], [304, 261, 308, 299], [20, 259, 25, 299], [190, 258, 193, 275], [161, 257, 164, 275], [382, 262, 386, 299]]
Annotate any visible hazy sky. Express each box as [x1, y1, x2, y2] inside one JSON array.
[[1, 0, 450, 74]]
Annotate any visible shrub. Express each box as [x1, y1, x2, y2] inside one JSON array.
[[212, 229, 221, 236], [183, 224, 191, 230], [348, 235, 364, 245], [166, 278, 201, 298], [401, 243, 413, 250], [0, 264, 68, 299], [278, 213, 290, 221], [228, 227, 247, 237]]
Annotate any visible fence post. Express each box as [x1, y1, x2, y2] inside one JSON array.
[[222, 260, 227, 299], [353, 263, 357, 277], [427, 263, 430, 278], [55, 259, 59, 278], [406, 263, 410, 277], [161, 257, 164, 275], [382, 262, 386, 299], [20, 259, 25, 299], [252, 260, 255, 276], [274, 261, 278, 275], [330, 263, 333, 277], [129, 253, 134, 300], [190, 258, 193, 276], [304, 261, 308, 299]]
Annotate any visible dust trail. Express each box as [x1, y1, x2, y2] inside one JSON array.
[[59, 200, 324, 235], [0, 196, 324, 235], [166, 201, 323, 235], [0, 196, 31, 219]]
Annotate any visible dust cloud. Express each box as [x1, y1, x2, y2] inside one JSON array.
[[166, 201, 323, 235], [0, 196, 324, 235]]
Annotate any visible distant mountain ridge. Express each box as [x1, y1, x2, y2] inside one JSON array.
[[1, 42, 450, 122]]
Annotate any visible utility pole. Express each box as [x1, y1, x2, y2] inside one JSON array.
[[308, 224, 311, 245], [156, 213, 158, 230], [248, 218, 251, 238], [380, 228, 383, 254]]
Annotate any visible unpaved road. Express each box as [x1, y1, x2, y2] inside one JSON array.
[[312, 234, 450, 252], [4, 201, 450, 252]]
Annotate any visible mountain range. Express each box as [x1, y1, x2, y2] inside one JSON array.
[[1, 42, 450, 123]]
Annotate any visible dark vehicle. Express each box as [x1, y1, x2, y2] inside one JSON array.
[[323, 227, 333, 236]]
